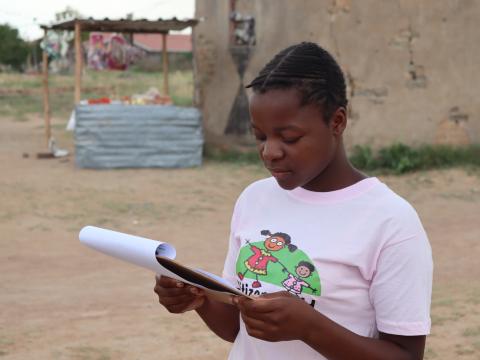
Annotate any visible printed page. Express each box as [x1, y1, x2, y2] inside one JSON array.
[[79, 226, 247, 299]]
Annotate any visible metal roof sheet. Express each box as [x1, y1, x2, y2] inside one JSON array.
[[41, 18, 198, 33]]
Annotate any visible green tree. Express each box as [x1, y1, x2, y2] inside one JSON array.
[[0, 24, 29, 71]]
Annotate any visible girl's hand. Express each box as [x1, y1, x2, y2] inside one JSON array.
[[234, 291, 315, 342], [154, 275, 206, 313]]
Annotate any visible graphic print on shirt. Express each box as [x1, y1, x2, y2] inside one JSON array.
[[235, 230, 321, 297]]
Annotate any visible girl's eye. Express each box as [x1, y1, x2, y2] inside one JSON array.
[[270, 239, 277, 244], [283, 137, 301, 144], [254, 133, 266, 142]]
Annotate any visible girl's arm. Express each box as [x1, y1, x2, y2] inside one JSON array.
[[304, 282, 318, 293], [304, 310, 425, 360], [235, 292, 425, 360], [195, 298, 240, 343], [276, 260, 289, 271]]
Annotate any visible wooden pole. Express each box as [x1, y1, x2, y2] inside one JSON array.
[[162, 32, 169, 96], [74, 21, 82, 104], [42, 28, 51, 148]]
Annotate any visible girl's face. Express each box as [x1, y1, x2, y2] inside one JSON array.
[[296, 265, 311, 278], [264, 236, 285, 251], [249, 88, 344, 191]]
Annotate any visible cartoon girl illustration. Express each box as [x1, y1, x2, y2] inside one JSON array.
[[237, 230, 297, 288], [282, 261, 318, 295]]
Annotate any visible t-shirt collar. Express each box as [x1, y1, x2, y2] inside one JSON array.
[[286, 177, 380, 204]]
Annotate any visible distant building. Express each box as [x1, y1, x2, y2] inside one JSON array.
[[133, 34, 192, 53], [133, 34, 193, 71]]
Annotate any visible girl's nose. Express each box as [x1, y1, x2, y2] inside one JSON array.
[[262, 140, 284, 162]]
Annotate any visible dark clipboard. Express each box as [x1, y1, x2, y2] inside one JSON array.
[[155, 256, 252, 300]]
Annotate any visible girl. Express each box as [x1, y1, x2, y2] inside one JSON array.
[[154, 42, 432, 360], [281, 261, 318, 295], [238, 230, 297, 288]]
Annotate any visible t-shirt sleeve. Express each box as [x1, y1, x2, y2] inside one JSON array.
[[369, 225, 433, 336]]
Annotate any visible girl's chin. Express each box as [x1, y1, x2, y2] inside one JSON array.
[[273, 176, 299, 190]]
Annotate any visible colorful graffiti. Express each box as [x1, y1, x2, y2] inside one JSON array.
[[87, 32, 144, 71]]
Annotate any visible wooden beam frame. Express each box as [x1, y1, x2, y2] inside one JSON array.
[[74, 21, 83, 104], [162, 33, 169, 96]]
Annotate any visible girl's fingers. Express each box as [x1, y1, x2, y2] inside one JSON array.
[[156, 276, 185, 288], [154, 284, 190, 297], [241, 312, 270, 330], [241, 314, 274, 337], [155, 284, 204, 298], [155, 279, 203, 297], [165, 295, 206, 313], [244, 310, 278, 323], [239, 297, 278, 316], [154, 276, 205, 313]]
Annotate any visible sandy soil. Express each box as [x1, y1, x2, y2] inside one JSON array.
[[0, 118, 479, 359]]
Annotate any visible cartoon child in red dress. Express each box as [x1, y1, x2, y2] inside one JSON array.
[[237, 230, 297, 288], [282, 261, 318, 295]]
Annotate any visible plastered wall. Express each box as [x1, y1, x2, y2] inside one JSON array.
[[194, 0, 479, 149]]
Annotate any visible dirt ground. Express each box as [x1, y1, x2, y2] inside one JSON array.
[[1, 117, 479, 360]]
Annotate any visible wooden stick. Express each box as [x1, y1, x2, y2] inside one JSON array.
[[162, 32, 169, 96], [74, 21, 82, 104], [42, 28, 51, 148]]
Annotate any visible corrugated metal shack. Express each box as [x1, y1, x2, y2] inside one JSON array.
[[75, 105, 202, 168], [40, 18, 201, 168]]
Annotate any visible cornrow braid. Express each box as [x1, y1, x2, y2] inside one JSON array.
[[246, 42, 348, 122], [260, 45, 300, 90]]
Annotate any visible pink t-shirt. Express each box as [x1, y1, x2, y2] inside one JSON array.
[[222, 177, 433, 360]]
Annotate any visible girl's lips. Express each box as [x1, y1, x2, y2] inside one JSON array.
[[269, 169, 292, 178]]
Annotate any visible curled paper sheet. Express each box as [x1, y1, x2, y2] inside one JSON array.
[[79, 226, 176, 272], [79, 226, 248, 301]]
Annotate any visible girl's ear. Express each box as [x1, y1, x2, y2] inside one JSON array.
[[330, 107, 347, 136]]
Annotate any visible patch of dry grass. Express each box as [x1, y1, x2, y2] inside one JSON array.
[[0, 70, 193, 121]]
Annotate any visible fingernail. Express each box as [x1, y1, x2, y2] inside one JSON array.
[[190, 287, 198, 294], [176, 282, 184, 288]]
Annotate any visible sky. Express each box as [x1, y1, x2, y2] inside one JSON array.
[[0, 0, 195, 40]]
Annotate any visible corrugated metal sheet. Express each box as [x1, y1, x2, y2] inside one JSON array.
[[75, 105, 203, 169]]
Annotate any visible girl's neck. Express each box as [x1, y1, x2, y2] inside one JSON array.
[[302, 145, 367, 192]]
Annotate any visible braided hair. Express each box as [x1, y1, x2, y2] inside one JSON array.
[[246, 42, 348, 122]]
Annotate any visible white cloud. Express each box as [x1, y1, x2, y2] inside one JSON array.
[[0, 0, 195, 40]]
